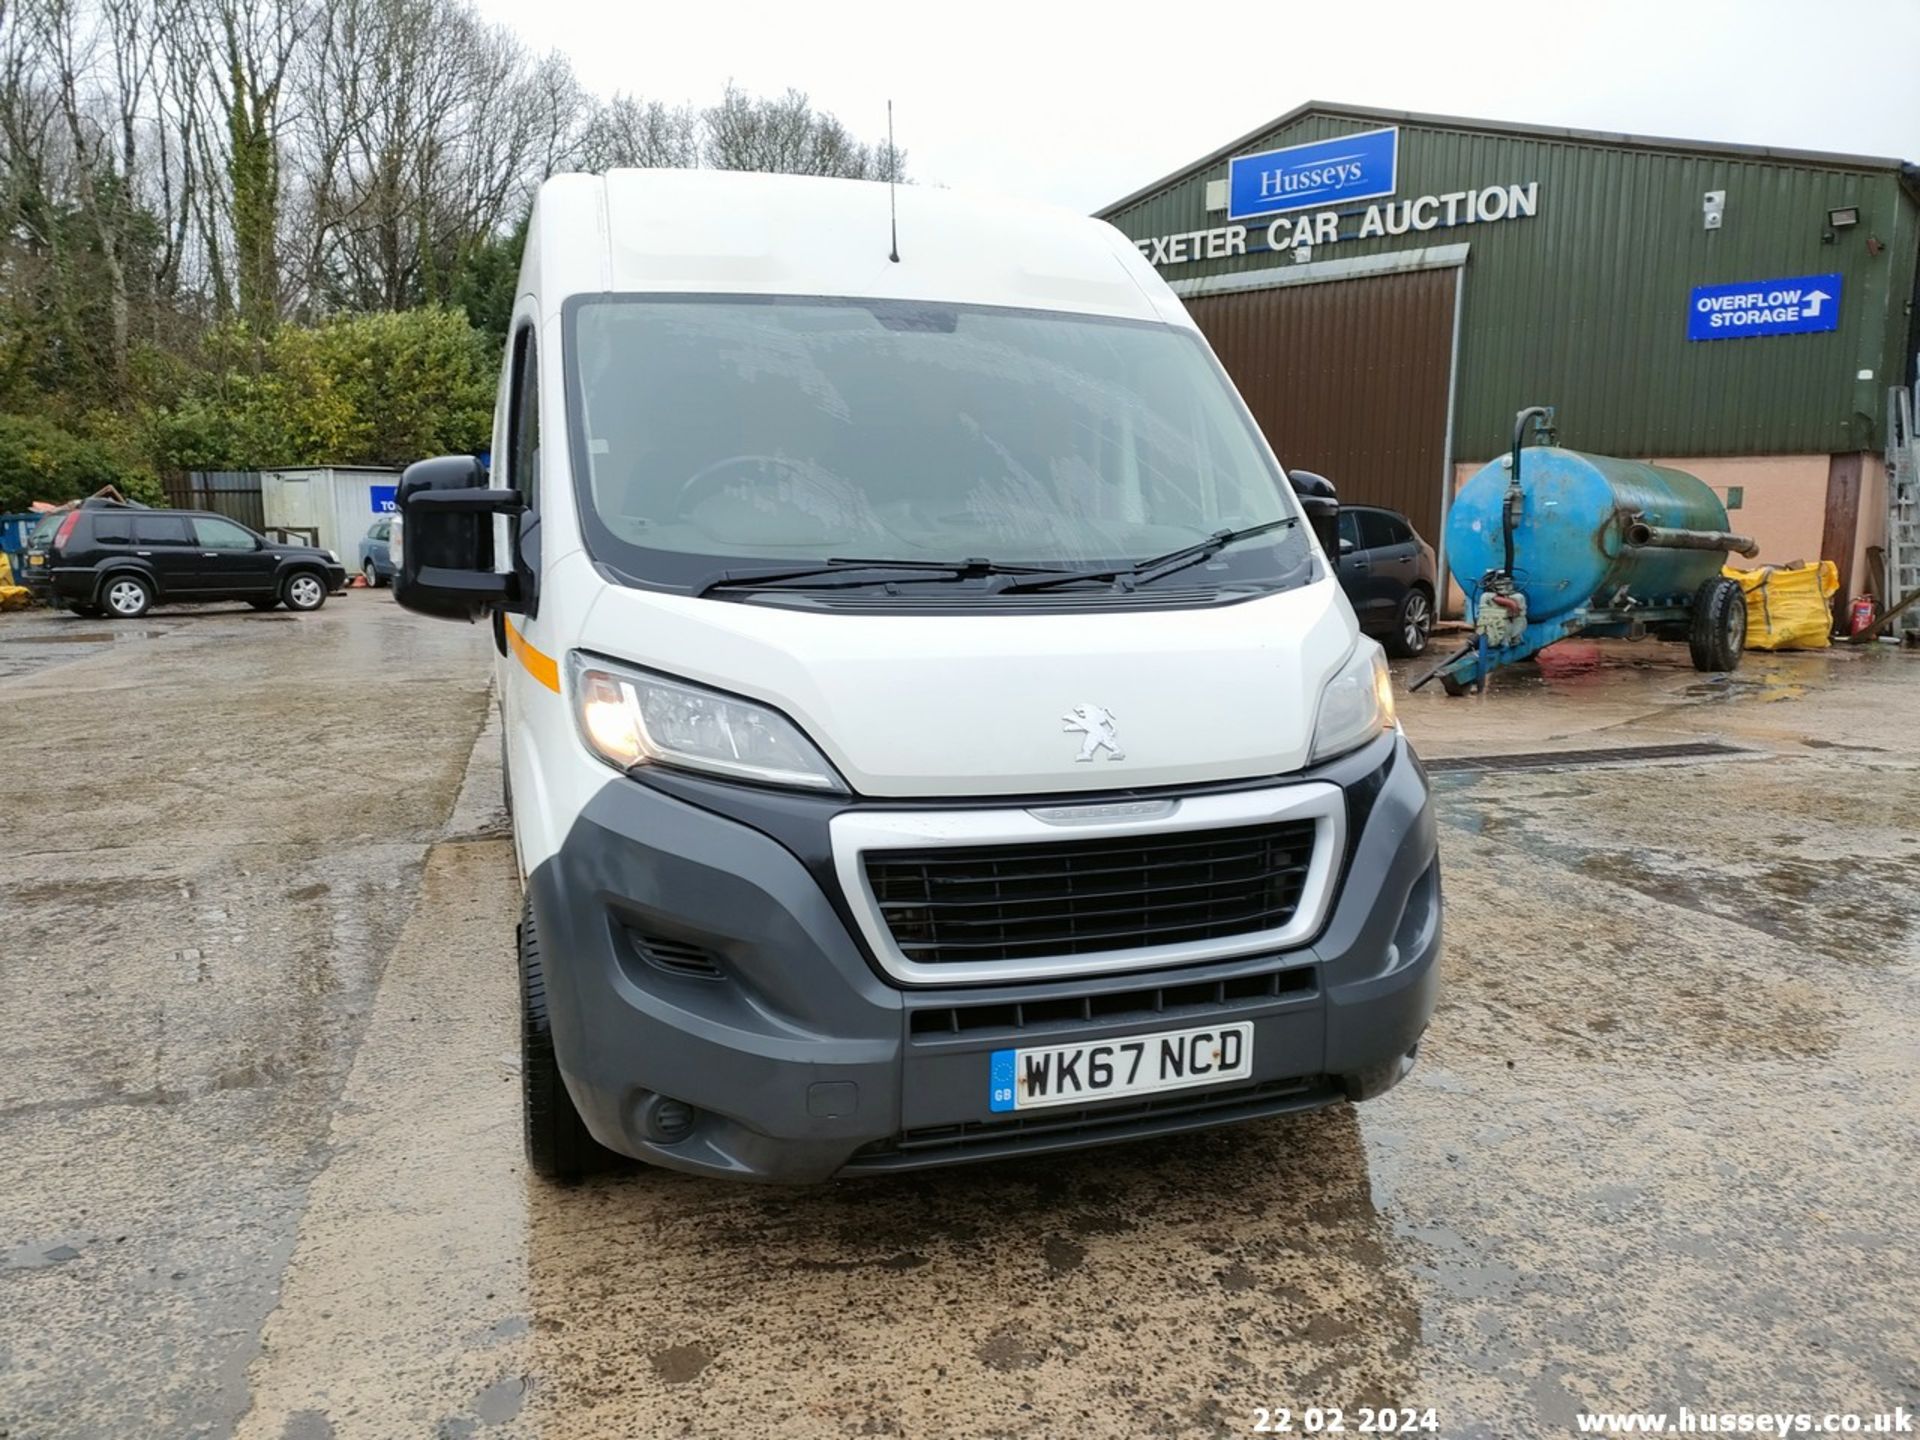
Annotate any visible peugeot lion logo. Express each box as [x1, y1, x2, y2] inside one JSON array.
[[1062, 704, 1124, 762]]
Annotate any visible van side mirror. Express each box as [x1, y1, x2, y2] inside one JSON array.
[[392, 455, 522, 623], [1287, 469, 1340, 556]]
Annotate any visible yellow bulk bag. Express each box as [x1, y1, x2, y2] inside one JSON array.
[[0, 550, 24, 609], [1722, 561, 1839, 650]]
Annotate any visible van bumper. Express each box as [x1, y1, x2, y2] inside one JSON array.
[[525, 730, 1439, 1183]]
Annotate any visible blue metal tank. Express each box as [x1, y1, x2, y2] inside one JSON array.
[[1446, 449, 1734, 620]]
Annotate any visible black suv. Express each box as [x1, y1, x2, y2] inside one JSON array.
[[1334, 505, 1439, 658], [19, 510, 63, 602], [46, 505, 347, 619]]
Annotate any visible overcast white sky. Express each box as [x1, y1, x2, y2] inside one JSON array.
[[477, 0, 1919, 213]]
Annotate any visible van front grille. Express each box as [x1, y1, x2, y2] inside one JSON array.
[[864, 820, 1317, 966], [907, 966, 1317, 1039]]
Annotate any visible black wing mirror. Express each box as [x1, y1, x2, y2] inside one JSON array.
[[1287, 469, 1340, 556], [392, 455, 523, 623]]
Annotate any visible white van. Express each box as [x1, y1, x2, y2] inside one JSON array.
[[393, 170, 1441, 1182]]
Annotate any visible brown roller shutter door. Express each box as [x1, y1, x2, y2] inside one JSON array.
[[1185, 267, 1458, 549]]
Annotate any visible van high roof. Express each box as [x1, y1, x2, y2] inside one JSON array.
[[521, 169, 1184, 326]]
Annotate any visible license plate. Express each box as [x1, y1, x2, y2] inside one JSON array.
[[28, 554, 43, 566], [989, 1022, 1253, 1113]]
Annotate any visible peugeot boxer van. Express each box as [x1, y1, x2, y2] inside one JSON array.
[[393, 170, 1441, 1183]]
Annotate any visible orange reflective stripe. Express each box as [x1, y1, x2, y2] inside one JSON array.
[[504, 616, 560, 692]]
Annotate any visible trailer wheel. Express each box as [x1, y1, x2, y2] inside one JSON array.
[[1688, 576, 1747, 673]]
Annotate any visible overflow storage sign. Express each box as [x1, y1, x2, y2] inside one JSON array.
[[1688, 273, 1842, 341]]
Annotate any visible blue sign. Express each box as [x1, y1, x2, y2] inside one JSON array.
[[1228, 127, 1398, 221], [1688, 272, 1842, 342], [988, 1049, 1016, 1113], [370, 484, 398, 514]]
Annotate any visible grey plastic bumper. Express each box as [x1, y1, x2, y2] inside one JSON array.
[[525, 731, 1440, 1183]]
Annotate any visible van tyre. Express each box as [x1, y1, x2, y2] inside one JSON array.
[[519, 894, 612, 1182], [1386, 585, 1434, 659], [283, 571, 328, 612], [1688, 575, 1746, 674], [103, 574, 152, 618]]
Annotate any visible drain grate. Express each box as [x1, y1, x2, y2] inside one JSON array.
[[1426, 741, 1748, 775]]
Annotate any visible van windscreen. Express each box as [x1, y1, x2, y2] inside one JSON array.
[[565, 296, 1306, 593]]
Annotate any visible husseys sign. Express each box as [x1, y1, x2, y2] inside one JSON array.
[[1227, 127, 1400, 218], [1134, 127, 1541, 267]]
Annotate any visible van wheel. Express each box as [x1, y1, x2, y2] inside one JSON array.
[[1688, 576, 1746, 673], [519, 895, 612, 1182], [283, 571, 327, 611], [103, 574, 152, 618], [1385, 586, 1434, 658]]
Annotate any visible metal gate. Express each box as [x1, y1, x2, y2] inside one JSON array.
[[168, 471, 265, 531], [1184, 266, 1460, 551]]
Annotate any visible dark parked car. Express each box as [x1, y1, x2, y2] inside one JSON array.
[[357, 516, 395, 586], [19, 510, 62, 601], [1335, 504, 1438, 658], [47, 504, 347, 619]]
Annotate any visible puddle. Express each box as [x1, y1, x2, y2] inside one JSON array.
[[4, 629, 165, 644]]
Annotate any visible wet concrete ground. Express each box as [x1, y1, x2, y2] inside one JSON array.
[[2, 605, 1917, 1439]]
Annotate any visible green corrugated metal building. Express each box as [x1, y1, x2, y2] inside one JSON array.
[[1098, 102, 1920, 604]]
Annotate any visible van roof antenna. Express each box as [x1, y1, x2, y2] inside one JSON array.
[[886, 100, 900, 263]]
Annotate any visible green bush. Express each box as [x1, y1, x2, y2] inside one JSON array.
[[0, 414, 160, 512], [145, 307, 497, 474]]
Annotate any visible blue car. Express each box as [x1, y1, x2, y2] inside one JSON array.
[[357, 517, 394, 586]]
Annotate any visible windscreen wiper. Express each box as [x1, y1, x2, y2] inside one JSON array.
[[697, 556, 1068, 596], [996, 518, 1299, 595]]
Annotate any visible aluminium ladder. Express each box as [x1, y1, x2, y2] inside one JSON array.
[[1889, 379, 1920, 641]]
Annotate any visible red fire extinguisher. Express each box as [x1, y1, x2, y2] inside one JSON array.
[[1849, 595, 1877, 636]]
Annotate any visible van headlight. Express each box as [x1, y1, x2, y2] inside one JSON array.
[[1309, 639, 1397, 763], [567, 653, 847, 793]]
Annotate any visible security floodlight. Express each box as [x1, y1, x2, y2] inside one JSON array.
[[1827, 206, 1859, 229]]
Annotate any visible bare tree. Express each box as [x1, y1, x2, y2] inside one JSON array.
[[189, 0, 309, 331], [23, 0, 165, 388], [149, 0, 206, 311], [577, 93, 697, 171], [0, 0, 911, 428], [289, 0, 581, 312], [0, 0, 70, 399], [702, 83, 903, 180]]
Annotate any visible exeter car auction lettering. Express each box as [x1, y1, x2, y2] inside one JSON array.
[[1136, 182, 1539, 268]]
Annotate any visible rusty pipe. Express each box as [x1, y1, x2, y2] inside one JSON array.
[[1625, 521, 1759, 559]]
